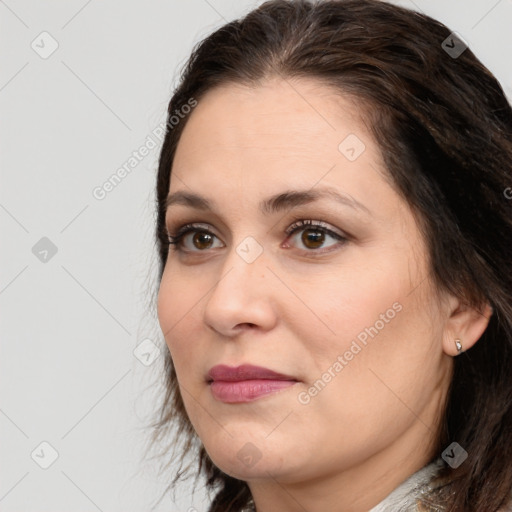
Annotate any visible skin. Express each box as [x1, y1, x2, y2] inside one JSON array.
[[157, 77, 492, 512]]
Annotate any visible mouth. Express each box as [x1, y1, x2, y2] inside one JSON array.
[[206, 364, 299, 403]]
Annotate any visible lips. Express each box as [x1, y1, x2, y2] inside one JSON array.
[[207, 364, 297, 383], [207, 364, 299, 403]]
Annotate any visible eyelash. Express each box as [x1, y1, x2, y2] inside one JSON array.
[[165, 219, 348, 255]]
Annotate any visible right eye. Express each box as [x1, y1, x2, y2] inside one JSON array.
[[167, 223, 224, 253]]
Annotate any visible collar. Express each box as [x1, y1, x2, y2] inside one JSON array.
[[242, 458, 446, 512], [368, 458, 446, 512]]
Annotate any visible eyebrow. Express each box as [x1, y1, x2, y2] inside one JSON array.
[[165, 187, 371, 217]]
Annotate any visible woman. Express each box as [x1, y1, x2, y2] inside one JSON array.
[[150, 0, 512, 510]]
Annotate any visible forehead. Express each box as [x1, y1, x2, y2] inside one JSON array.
[[172, 77, 378, 175], [168, 78, 398, 221]]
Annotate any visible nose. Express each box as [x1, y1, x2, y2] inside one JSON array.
[[203, 239, 278, 337]]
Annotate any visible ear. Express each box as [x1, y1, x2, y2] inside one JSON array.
[[441, 295, 493, 356]]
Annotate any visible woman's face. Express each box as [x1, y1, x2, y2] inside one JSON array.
[[157, 78, 454, 491]]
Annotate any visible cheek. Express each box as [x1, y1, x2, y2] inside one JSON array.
[[301, 279, 441, 421], [292, 247, 439, 406], [291, 303, 440, 473], [290, 255, 407, 359], [157, 276, 210, 436], [156, 269, 202, 370], [156, 273, 175, 346]]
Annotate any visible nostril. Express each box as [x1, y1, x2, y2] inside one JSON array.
[[237, 323, 256, 330]]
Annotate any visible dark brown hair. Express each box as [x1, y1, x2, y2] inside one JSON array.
[[149, 1, 512, 510]]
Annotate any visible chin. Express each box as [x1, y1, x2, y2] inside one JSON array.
[[218, 461, 270, 481], [203, 437, 301, 483]]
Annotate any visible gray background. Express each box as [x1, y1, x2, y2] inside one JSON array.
[[1, 0, 511, 511]]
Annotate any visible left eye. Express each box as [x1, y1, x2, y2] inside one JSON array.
[[284, 220, 347, 252]]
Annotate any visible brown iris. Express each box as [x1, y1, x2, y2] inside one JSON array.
[[301, 228, 325, 249], [193, 232, 214, 250]]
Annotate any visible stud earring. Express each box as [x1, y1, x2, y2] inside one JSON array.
[[454, 338, 463, 354]]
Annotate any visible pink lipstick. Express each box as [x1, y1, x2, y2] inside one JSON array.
[[207, 364, 298, 403]]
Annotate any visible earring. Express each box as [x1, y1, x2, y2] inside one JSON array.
[[454, 338, 463, 354]]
